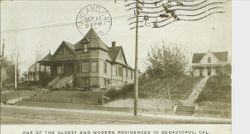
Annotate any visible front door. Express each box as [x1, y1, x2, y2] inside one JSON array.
[[64, 63, 74, 75], [199, 68, 203, 77], [207, 67, 211, 76]]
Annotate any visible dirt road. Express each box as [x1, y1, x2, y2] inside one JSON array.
[[0, 104, 230, 124]]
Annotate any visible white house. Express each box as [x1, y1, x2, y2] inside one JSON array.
[[191, 51, 231, 77]]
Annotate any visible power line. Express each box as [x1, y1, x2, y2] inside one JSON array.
[[1, 14, 132, 33]]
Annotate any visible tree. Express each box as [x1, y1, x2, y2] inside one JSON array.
[[1, 58, 15, 85], [145, 43, 188, 101]]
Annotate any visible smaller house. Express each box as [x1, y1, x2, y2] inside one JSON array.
[[27, 53, 52, 81], [191, 50, 231, 77]]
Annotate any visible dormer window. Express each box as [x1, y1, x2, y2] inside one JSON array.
[[84, 44, 88, 52]]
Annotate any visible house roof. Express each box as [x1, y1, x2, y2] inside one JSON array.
[[74, 28, 109, 51], [108, 46, 128, 65], [28, 62, 38, 70], [108, 46, 121, 61], [213, 52, 228, 62], [37, 28, 132, 69], [192, 51, 228, 63], [39, 53, 53, 62], [52, 41, 76, 56], [64, 41, 75, 50], [192, 53, 206, 63]]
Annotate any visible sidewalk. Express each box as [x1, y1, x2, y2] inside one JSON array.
[[1, 104, 231, 124]]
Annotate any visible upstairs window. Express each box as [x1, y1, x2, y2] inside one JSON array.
[[208, 57, 211, 63], [84, 44, 88, 52]]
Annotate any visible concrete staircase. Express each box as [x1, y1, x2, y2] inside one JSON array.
[[175, 105, 196, 116], [48, 74, 74, 89], [183, 76, 210, 105], [48, 76, 60, 88], [175, 76, 210, 116]]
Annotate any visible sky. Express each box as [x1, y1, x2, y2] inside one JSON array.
[[0, 0, 231, 73]]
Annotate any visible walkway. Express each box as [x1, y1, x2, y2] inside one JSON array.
[[183, 76, 210, 105]]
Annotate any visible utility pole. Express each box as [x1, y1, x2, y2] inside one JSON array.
[[14, 31, 18, 89], [133, 0, 139, 116], [14, 52, 18, 89], [0, 38, 5, 90]]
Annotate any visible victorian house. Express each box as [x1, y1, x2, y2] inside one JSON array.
[[32, 28, 134, 89]]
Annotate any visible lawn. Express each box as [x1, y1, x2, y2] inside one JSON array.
[[104, 77, 202, 100], [196, 75, 231, 103], [27, 90, 103, 104]]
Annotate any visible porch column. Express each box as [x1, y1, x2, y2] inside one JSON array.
[[62, 63, 65, 74], [74, 62, 77, 73], [44, 65, 47, 73]]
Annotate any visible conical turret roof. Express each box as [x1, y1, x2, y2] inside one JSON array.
[[75, 28, 109, 51]]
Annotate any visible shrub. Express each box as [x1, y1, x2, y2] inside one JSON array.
[[105, 84, 134, 99]]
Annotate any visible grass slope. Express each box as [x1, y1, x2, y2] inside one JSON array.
[[105, 77, 202, 100], [30, 91, 103, 104], [196, 75, 231, 103]]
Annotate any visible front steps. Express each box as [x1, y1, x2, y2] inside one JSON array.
[[48, 74, 74, 89], [175, 105, 196, 116]]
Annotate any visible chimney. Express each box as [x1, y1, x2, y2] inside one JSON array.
[[112, 41, 116, 47]]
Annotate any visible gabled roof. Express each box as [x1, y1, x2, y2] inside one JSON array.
[[39, 53, 53, 62], [53, 41, 76, 56], [192, 51, 228, 63], [108, 46, 121, 61], [213, 52, 228, 62], [74, 28, 109, 51], [192, 53, 206, 63], [64, 41, 75, 50], [108, 46, 128, 65], [28, 62, 38, 70]]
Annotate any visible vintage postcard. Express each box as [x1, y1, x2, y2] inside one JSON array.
[[0, 0, 231, 133]]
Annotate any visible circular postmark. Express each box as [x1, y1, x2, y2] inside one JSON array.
[[76, 4, 112, 36]]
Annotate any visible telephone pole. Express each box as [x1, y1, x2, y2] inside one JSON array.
[[0, 38, 5, 90], [14, 31, 18, 89], [134, 0, 139, 116]]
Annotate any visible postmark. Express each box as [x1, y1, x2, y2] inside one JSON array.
[[76, 4, 112, 36]]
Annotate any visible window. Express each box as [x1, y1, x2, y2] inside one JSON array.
[[91, 62, 98, 73], [83, 78, 89, 85], [58, 47, 69, 55], [126, 69, 128, 78], [81, 62, 89, 73], [104, 78, 106, 86], [104, 62, 107, 74], [57, 66, 62, 74], [118, 66, 123, 76], [208, 57, 211, 63], [131, 71, 133, 79], [84, 44, 88, 52], [63, 48, 66, 54], [112, 65, 117, 75]]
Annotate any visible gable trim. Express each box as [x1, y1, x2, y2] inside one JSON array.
[[53, 41, 76, 57], [114, 48, 128, 65]]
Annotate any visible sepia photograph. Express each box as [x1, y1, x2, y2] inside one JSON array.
[[0, 0, 231, 126]]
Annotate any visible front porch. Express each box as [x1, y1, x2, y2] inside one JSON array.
[[192, 65, 225, 77]]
